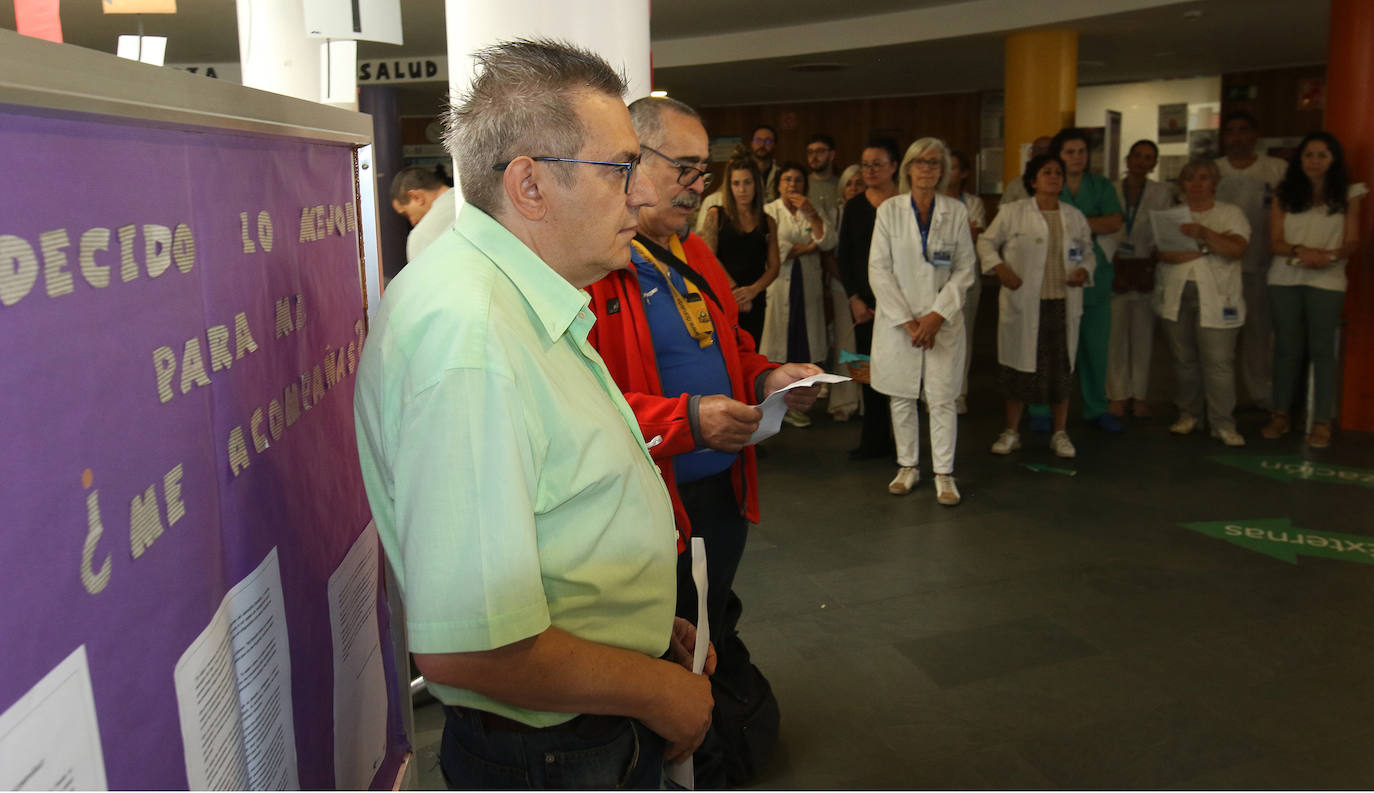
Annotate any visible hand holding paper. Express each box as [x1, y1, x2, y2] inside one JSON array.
[[748, 372, 852, 445]]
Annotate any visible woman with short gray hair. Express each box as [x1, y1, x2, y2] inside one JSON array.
[[868, 138, 976, 504], [1155, 158, 1251, 445]]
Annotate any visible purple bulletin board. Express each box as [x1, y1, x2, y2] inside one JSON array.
[[0, 104, 407, 789]]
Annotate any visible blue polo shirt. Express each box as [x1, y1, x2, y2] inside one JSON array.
[[630, 249, 737, 484]]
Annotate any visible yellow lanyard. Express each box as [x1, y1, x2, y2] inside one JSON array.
[[632, 238, 715, 348]]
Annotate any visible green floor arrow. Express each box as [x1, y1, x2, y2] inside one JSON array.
[[1181, 518, 1374, 565], [1211, 455, 1374, 490]]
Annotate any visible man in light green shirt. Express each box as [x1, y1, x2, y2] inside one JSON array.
[[353, 40, 713, 789]]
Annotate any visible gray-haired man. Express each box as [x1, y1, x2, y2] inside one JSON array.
[[354, 39, 714, 789]]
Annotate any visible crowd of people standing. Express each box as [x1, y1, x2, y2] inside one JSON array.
[[695, 113, 1365, 504]]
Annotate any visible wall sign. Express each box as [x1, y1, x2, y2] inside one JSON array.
[[358, 56, 446, 84]]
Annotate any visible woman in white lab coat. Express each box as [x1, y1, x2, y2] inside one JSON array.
[[762, 162, 837, 426], [946, 149, 987, 415], [1155, 158, 1251, 446], [868, 138, 976, 504], [976, 153, 1095, 459]]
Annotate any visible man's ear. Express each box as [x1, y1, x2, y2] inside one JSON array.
[[406, 188, 428, 208], [501, 157, 547, 221]]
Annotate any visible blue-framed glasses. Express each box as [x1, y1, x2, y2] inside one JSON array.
[[640, 146, 714, 189], [492, 155, 641, 194]]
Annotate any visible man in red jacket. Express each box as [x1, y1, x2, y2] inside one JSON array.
[[586, 96, 820, 784]]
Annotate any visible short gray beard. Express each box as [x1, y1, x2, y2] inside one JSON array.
[[672, 192, 701, 211]]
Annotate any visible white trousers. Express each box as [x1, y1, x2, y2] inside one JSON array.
[[1106, 291, 1155, 401], [826, 277, 861, 416], [890, 394, 957, 474]]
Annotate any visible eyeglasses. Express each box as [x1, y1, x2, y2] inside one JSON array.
[[910, 158, 943, 170], [641, 145, 714, 189], [860, 161, 892, 171], [753, 135, 775, 145], [491, 155, 641, 194], [806, 146, 832, 155]]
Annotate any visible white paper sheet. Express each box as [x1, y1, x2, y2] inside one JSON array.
[[1150, 206, 1199, 253], [747, 373, 852, 445], [666, 536, 711, 790], [0, 646, 107, 791], [328, 521, 389, 789], [174, 548, 299, 790]]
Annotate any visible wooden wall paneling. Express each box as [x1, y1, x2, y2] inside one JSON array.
[[1221, 65, 1328, 138]]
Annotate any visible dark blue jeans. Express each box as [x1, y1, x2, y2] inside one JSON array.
[[440, 706, 665, 790]]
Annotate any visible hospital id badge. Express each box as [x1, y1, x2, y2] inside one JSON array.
[[1118, 241, 1136, 258], [930, 249, 953, 268], [1068, 246, 1085, 264], [1222, 305, 1239, 322]]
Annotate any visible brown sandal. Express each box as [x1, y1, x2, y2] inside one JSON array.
[[1307, 421, 1332, 449], [1260, 412, 1290, 439]]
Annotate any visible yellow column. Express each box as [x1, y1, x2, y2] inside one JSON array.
[[1003, 29, 1078, 186]]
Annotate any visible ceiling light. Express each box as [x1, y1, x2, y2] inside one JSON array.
[[1182, 9, 1204, 19], [650, 90, 668, 97]]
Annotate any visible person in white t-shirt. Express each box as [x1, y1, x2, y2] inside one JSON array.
[[1215, 112, 1287, 410], [1107, 139, 1176, 419], [1155, 159, 1251, 446], [390, 166, 456, 263], [1261, 132, 1366, 448]]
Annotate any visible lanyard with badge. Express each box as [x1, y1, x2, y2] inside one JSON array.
[[1119, 179, 1145, 258], [911, 197, 952, 268], [631, 238, 716, 347]]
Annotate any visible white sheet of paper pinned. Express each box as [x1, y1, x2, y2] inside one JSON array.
[[666, 537, 711, 790], [748, 373, 852, 445], [1150, 205, 1198, 253]]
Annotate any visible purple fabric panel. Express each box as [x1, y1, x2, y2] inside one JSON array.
[[0, 108, 407, 789]]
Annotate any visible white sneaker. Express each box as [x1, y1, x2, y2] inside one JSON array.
[[888, 466, 918, 495], [1050, 431, 1076, 458], [934, 474, 961, 506], [990, 430, 1021, 455], [783, 409, 812, 428], [956, 395, 968, 415], [1170, 413, 1198, 435], [1211, 426, 1246, 446]]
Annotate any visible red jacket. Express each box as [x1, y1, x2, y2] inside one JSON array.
[[586, 233, 778, 545]]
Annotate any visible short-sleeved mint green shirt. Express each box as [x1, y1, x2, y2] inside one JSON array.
[[353, 203, 678, 726]]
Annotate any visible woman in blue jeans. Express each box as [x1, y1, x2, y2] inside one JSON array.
[[1261, 132, 1366, 448]]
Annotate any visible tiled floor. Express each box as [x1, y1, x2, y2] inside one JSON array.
[[409, 299, 1374, 789]]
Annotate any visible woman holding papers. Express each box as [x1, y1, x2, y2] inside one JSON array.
[[1262, 132, 1366, 448], [977, 153, 1094, 459], [868, 138, 976, 504], [1153, 159, 1251, 446], [1107, 140, 1176, 419], [762, 162, 837, 426]]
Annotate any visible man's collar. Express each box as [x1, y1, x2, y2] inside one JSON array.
[[456, 203, 590, 342]]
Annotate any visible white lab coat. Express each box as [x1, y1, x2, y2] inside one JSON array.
[[867, 193, 976, 400], [1153, 201, 1250, 329], [976, 198, 1095, 373], [759, 198, 837, 362]]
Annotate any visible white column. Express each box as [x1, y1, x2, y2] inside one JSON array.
[[236, 0, 359, 109], [444, 0, 652, 205]]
